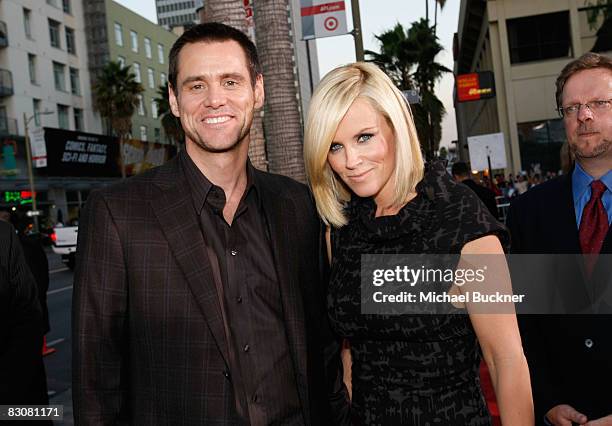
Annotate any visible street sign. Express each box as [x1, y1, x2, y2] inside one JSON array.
[[29, 126, 47, 167], [301, 0, 348, 40], [467, 132, 507, 171]]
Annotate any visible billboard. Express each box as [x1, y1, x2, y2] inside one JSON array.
[[456, 71, 496, 102]]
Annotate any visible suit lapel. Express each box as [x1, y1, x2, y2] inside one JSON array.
[[256, 172, 310, 418], [150, 162, 230, 365]]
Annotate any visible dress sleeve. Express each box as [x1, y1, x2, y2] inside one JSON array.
[[450, 182, 509, 252]]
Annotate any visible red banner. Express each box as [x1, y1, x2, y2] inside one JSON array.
[[301, 1, 345, 17]]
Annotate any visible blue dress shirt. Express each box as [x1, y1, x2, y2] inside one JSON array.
[[572, 162, 612, 228]]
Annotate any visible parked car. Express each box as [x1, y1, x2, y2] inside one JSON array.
[[51, 221, 78, 269]]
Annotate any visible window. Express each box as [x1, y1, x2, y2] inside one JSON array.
[[133, 63, 141, 83], [518, 119, 566, 173], [140, 125, 148, 141], [507, 12, 571, 64], [49, 19, 61, 48], [144, 37, 152, 59], [62, 0, 71, 14], [23, 8, 32, 39], [46, 0, 59, 7], [147, 68, 155, 89], [58, 104, 69, 129], [137, 94, 145, 116], [130, 30, 138, 52], [53, 62, 66, 91], [151, 99, 158, 118], [73, 108, 83, 131], [160, 72, 167, 86], [66, 27, 76, 54], [69, 67, 80, 95], [33, 99, 41, 126], [154, 127, 161, 142], [28, 54, 37, 84], [117, 56, 126, 67], [114, 23, 123, 46], [157, 43, 165, 64]]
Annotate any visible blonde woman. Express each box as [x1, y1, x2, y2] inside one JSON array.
[[304, 63, 533, 425]]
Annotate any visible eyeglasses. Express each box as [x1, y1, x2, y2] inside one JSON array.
[[558, 99, 612, 118]]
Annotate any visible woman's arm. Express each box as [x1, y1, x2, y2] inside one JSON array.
[[461, 235, 534, 426]]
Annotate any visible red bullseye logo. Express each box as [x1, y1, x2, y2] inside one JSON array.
[[324, 16, 339, 31]]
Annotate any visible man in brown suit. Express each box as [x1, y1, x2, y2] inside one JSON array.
[[73, 23, 348, 425]]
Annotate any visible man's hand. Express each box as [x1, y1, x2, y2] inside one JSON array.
[[585, 415, 612, 426], [546, 405, 587, 426]]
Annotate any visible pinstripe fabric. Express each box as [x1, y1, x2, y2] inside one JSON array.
[[72, 156, 348, 425]]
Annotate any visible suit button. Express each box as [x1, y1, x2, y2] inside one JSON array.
[[230, 250, 237, 256], [243, 344, 250, 352], [222, 370, 230, 379], [585, 338, 594, 348], [236, 296, 242, 303]]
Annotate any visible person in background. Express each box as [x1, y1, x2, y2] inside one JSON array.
[[0, 220, 50, 421], [304, 62, 533, 425], [507, 52, 612, 425], [452, 162, 500, 219]]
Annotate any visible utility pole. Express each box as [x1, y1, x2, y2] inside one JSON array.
[[23, 111, 53, 233], [351, 0, 364, 61]]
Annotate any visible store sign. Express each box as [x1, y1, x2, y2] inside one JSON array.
[[3, 190, 34, 205], [41, 128, 121, 177], [301, 0, 347, 40], [456, 71, 496, 102]]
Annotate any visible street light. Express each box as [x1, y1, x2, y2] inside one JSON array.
[[23, 110, 53, 233]]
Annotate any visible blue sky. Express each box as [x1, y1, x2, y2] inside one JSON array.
[[115, 0, 459, 147]]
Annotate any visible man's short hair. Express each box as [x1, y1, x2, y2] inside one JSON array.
[[451, 161, 470, 177], [168, 22, 261, 92], [555, 52, 612, 110]]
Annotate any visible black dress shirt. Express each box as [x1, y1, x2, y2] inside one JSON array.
[[181, 151, 303, 425]]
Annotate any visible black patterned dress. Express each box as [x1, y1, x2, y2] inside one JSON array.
[[329, 163, 508, 425]]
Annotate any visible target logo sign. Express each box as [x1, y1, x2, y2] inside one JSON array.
[[301, 1, 347, 39], [324, 16, 339, 31]]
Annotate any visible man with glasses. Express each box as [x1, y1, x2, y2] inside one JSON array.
[[508, 52, 612, 425]]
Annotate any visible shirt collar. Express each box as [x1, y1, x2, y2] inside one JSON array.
[[572, 161, 612, 200], [179, 149, 257, 215]]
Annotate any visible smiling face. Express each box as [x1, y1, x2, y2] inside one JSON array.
[[169, 40, 264, 154], [327, 98, 397, 207], [562, 68, 612, 161]]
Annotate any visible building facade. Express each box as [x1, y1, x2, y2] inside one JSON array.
[[157, 0, 203, 29], [84, 0, 178, 143], [0, 0, 101, 137], [454, 0, 612, 174]]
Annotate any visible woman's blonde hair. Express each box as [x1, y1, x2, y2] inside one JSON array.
[[304, 62, 424, 227]]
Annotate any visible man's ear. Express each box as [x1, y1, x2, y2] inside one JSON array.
[[254, 74, 265, 110], [169, 84, 180, 117]]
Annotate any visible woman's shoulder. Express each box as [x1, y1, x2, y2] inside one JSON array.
[[418, 161, 476, 206]]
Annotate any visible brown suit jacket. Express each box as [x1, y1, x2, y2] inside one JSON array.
[[72, 156, 348, 425]]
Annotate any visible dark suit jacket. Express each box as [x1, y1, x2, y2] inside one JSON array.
[[507, 173, 612, 422], [72, 156, 348, 425], [0, 221, 48, 406]]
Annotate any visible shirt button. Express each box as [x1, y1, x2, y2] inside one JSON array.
[[243, 344, 250, 352], [230, 250, 237, 256], [585, 338, 594, 348], [236, 296, 242, 304]]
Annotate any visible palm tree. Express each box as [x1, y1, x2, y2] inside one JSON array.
[[155, 83, 184, 147], [433, 0, 447, 35], [93, 61, 144, 178], [366, 20, 450, 160], [201, 0, 268, 171], [254, 0, 306, 183]]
